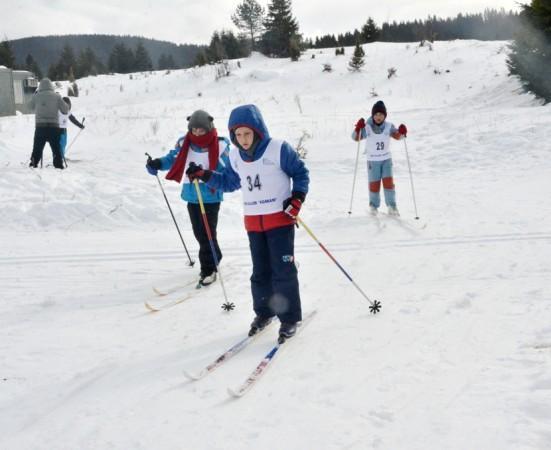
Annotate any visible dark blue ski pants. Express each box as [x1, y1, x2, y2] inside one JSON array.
[[247, 225, 302, 324]]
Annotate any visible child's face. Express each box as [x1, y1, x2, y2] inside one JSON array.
[[373, 113, 385, 125], [234, 127, 255, 150], [191, 128, 207, 136]]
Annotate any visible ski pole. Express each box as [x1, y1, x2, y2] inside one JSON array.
[[192, 179, 234, 312], [403, 138, 420, 220], [65, 118, 85, 155], [348, 129, 362, 215], [145, 152, 195, 267], [296, 217, 381, 314]]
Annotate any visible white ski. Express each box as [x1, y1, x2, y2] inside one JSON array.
[[227, 310, 317, 398], [184, 322, 274, 380]]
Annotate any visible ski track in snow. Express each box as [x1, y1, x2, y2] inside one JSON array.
[[1, 41, 551, 450]]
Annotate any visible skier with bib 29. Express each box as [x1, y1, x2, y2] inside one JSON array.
[[353, 100, 407, 216], [186, 104, 309, 340]]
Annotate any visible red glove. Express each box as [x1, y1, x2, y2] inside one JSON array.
[[283, 196, 303, 219], [354, 118, 366, 133], [398, 124, 407, 136]]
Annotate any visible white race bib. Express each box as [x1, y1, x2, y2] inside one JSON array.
[[229, 139, 291, 215]]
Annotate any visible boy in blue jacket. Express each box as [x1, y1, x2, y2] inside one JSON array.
[[186, 104, 309, 340], [146, 110, 230, 286]]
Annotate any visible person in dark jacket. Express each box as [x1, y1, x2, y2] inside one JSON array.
[[29, 78, 70, 169], [186, 104, 310, 340]]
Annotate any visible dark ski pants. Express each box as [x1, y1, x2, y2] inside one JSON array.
[[31, 126, 64, 168], [248, 225, 302, 324], [187, 202, 222, 276]]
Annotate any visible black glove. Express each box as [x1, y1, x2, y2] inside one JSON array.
[[146, 157, 162, 175], [186, 162, 212, 182], [283, 191, 306, 218]]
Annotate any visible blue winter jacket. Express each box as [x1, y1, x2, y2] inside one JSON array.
[[207, 105, 309, 195], [158, 137, 231, 204]]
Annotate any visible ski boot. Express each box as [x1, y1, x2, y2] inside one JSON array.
[[387, 206, 400, 216], [248, 315, 273, 336], [198, 271, 217, 288], [278, 322, 297, 343]]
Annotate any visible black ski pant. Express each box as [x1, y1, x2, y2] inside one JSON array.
[[187, 202, 222, 277], [31, 126, 63, 168], [248, 225, 302, 324]]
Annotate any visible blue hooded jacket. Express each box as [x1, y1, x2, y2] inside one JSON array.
[[207, 104, 309, 196]]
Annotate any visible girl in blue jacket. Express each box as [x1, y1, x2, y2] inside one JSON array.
[[146, 110, 230, 286]]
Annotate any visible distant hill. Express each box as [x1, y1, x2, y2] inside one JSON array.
[[9, 34, 204, 73]]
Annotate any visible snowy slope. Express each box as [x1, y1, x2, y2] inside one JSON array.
[[1, 40, 550, 450]]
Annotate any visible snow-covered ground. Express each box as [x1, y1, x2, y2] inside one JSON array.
[[1, 40, 550, 450]]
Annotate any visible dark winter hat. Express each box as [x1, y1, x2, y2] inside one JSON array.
[[187, 110, 214, 132], [371, 100, 387, 118]]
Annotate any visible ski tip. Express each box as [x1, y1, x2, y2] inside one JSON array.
[[227, 387, 244, 398], [144, 302, 160, 313], [152, 287, 167, 296], [183, 370, 200, 381]]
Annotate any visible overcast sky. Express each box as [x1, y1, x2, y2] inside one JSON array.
[[2, 0, 521, 45]]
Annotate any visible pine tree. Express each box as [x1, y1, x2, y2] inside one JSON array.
[[0, 40, 15, 68], [289, 34, 301, 61], [232, 0, 265, 50], [194, 51, 208, 67], [59, 45, 77, 79], [108, 43, 135, 73], [25, 54, 42, 79], [207, 32, 226, 63], [76, 47, 104, 78], [134, 42, 153, 71], [508, 0, 551, 103], [220, 30, 247, 59], [261, 0, 300, 58], [362, 17, 380, 43], [158, 54, 169, 70], [348, 41, 365, 72]]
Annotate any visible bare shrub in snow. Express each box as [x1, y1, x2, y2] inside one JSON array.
[[370, 87, 378, 97], [150, 120, 160, 136], [387, 67, 397, 79], [294, 94, 303, 114], [296, 130, 312, 159], [215, 61, 231, 81], [322, 64, 332, 73]]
